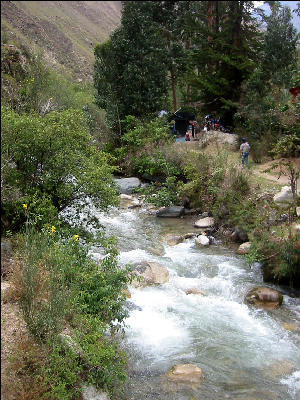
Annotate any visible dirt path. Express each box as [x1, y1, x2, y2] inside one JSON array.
[[251, 158, 300, 187]]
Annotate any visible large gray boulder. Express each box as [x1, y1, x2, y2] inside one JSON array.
[[200, 131, 239, 150], [131, 261, 169, 288], [273, 186, 299, 208], [114, 177, 141, 194], [156, 206, 185, 218], [194, 217, 215, 229]]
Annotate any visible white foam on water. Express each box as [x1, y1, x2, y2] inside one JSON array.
[[118, 248, 158, 265], [281, 371, 300, 399], [217, 261, 247, 278], [124, 287, 191, 355]]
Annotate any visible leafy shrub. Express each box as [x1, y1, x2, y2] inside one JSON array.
[[1, 107, 119, 230], [270, 133, 300, 158], [115, 117, 179, 179], [246, 230, 300, 288], [139, 176, 184, 207], [8, 211, 133, 398]]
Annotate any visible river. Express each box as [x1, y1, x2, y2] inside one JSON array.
[[70, 198, 300, 400]]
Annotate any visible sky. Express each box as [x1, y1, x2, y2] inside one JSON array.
[[254, 1, 300, 31]]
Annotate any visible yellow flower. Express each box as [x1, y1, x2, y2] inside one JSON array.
[[73, 234, 79, 241], [23, 204, 27, 209], [51, 226, 56, 233]]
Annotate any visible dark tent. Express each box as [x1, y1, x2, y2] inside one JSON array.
[[168, 110, 195, 136]]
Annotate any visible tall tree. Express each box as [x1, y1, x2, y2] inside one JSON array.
[[190, 1, 261, 125], [261, 3, 298, 85], [94, 1, 169, 133]]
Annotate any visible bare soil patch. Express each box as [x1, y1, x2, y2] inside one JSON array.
[[252, 157, 300, 186]]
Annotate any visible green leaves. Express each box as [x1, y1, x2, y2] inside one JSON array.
[[94, 1, 169, 129], [1, 107, 119, 230]]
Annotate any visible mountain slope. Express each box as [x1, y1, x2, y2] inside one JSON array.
[[1, 1, 122, 80]]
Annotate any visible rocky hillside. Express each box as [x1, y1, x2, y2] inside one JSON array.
[[1, 1, 122, 80]]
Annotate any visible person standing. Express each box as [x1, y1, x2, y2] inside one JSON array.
[[240, 138, 250, 167]]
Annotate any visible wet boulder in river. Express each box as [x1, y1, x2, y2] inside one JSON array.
[[131, 261, 169, 288], [195, 234, 210, 247], [185, 288, 205, 296], [245, 286, 283, 309], [163, 234, 184, 246], [165, 364, 203, 383]]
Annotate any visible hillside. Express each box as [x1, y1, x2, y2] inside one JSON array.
[[1, 1, 122, 80]]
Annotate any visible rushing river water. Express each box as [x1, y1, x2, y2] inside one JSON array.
[[67, 199, 300, 400]]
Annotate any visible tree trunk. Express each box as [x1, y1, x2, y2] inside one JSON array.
[[171, 69, 177, 112], [187, 37, 192, 105]]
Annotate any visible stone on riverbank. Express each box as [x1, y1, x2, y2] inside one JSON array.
[[120, 194, 141, 209], [230, 226, 249, 243], [194, 217, 215, 229], [273, 186, 298, 208], [131, 261, 169, 288], [165, 364, 203, 383], [114, 177, 141, 194], [236, 242, 251, 255], [244, 286, 283, 309]]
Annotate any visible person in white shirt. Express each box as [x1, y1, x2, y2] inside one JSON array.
[[240, 138, 250, 167]]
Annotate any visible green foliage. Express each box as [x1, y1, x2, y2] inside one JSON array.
[[270, 133, 300, 158], [12, 210, 133, 397], [234, 4, 298, 155], [1, 38, 97, 116], [1, 107, 119, 230], [246, 230, 300, 288], [139, 176, 184, 207], [116, 117, 179, 179], [17, 227, 69, 341], [67, 237, 134, 328], [42, 341, 82, 400], [277, 235, 300, 287], [261, 4, 298, 84], [74, 324, 127, 397], [94, 1, 169, 129], [181, 150, 233, 210]]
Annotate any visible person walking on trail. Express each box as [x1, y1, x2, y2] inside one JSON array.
[[240, 138, 250, 167]]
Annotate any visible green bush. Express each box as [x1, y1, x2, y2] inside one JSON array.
[[245, 230, 300, 288], [1, 107, 119, 230], [13, 216, 133, 398], [270, 133, 300, 158], [139, 176, 184, 207], [115, 117, 179, 179]]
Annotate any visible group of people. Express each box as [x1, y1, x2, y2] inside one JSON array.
[[184, 115, 226, 141], [203, 115, 226, 132]]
